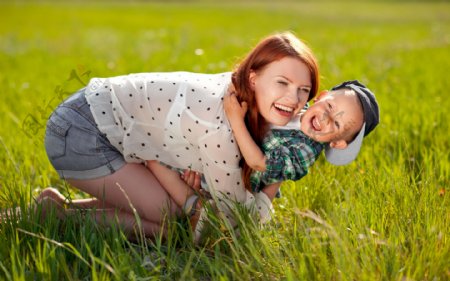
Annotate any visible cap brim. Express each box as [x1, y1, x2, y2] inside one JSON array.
[[325, 123, 365, 166]]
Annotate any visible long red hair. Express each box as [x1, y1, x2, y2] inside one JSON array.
[[231, 32, 320, 191]]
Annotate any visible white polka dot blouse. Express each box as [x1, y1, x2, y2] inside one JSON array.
[[84, 72, 272, 222]]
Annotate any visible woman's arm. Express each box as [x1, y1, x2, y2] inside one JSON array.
[[224, 94, 266, 172], [146, 160, 196, 208]]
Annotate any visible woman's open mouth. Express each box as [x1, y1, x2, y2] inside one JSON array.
[[274, 103, 294, 117]]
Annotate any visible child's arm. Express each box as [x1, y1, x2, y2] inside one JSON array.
[[146, 160, 198, 208], [224, 94, 266, 172]]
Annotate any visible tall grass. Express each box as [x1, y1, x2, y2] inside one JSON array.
[[0, 1, 449, 280]]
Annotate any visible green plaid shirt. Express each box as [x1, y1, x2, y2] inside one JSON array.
[[251, 129, 324, 192]]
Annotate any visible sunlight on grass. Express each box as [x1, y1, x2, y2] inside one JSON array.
[[0, 1, 449, 280]]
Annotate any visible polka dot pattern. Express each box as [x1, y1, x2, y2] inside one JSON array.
[[84, 72, 267, 224]]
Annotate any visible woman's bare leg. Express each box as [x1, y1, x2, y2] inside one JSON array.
[[146, 160, 195, 208], [0, 188, 87, 223], [36, 195, 163, 238], [36, 187, 112, 209], [67, 163, 181, 228]]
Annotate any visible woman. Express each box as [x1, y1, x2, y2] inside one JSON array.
[[42, 32, 319, 238]]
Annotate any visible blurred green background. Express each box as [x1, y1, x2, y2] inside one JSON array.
[[0, 1, 449, 280]]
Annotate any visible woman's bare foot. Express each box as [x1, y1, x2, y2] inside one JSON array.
[[36, 187, 67, 205], [35, 187, 67, 220], [0, 207, 21, 223], [36, 196, 67, 221], [1, 188, 67, 223]]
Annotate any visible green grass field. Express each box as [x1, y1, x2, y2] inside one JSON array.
[[1, 1, 449, 280]]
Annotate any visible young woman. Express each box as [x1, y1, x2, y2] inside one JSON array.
[[41, 32, 319, 238]]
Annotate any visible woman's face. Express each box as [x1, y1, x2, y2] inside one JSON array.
[[251, 57, 312, 126]]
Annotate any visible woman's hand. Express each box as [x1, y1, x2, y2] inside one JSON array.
[[181, 169, 202, 192], [224, 92, 247, 124], [223, 91, 267, 172]]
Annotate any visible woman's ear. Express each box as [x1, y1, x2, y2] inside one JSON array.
[[329, 139, 348, 150], [249, 70, 256, 90]]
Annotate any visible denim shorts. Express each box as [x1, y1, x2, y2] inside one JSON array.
[[44, 88, 126, 180]]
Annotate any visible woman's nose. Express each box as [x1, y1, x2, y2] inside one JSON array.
[[286, 88, 300, 104]]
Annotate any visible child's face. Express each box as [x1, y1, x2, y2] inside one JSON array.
[[300, 90, 364, 144], [251, 57, 312, 126]]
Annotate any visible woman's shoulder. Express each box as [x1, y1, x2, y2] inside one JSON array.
[[87, 71, 231, 87], [123, 71, 231, 80]]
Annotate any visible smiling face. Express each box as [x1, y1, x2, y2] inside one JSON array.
[[251, 57, 312, 126], [300, 89, 364, 145]]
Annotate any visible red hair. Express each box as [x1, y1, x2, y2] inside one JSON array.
[[231, 32, 320, 191]]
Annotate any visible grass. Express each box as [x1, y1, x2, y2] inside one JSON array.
[[0, 1, 449, 280]]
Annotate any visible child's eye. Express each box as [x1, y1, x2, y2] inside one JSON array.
[[335, 121, 340, 129], [328, 103, 332, 110]]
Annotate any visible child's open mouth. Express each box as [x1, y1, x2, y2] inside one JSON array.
[[311, 116, 321, 131]]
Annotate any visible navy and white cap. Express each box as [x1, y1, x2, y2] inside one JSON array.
[[325, 80, 380, 165]]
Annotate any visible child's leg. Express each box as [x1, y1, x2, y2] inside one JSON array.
[[146, 160, 195, 208], [261, 182, 282, 201]]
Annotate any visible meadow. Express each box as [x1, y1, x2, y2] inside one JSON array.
[[0, 1, 449, 280]]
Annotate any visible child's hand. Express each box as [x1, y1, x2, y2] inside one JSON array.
[[181, 170, 202, 192], [224, 92, 248, 124]]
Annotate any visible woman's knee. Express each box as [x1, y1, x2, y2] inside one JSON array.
[[66, 164, 177, 223]]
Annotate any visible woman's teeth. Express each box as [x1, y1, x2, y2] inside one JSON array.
[[274, 103, 293, 113]]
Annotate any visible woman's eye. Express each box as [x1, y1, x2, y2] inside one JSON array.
[[277, 81, 288, 86], [301, 88, 310, 93]]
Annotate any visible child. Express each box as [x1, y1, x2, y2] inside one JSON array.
[[150, 80, 379, 223], [226, 80, 379, 196]]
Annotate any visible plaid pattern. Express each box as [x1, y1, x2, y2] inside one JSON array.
[[251, 129, 324, 192]]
